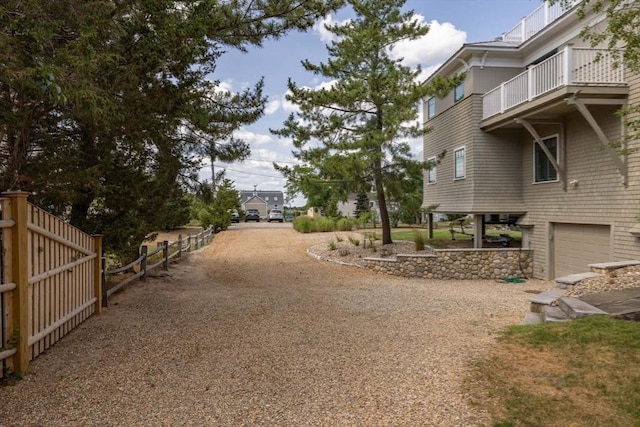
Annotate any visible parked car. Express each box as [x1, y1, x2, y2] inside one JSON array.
[[245, 209, 260, 222], [230, 211, 240, 223], [284, 214, 294, 222], [267, 209, 283, 223]]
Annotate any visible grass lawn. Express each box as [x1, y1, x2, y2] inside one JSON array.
[[468, 316, 640, 426], [359, 227, 522, 246]]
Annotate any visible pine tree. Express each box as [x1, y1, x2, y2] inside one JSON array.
[[354, 192, 370, 218], [0, 0, 344, 261], [273, 0, 461, 244]]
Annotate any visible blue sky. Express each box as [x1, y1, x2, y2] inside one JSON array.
[[204, 0, 542, 205]]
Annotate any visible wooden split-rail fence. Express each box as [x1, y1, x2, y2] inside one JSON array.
[[0, 192, 214, 378]]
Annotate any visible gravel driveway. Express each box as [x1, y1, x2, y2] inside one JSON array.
[[0, 224, 549, 426]]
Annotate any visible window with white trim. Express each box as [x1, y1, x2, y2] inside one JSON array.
[[427, 97, 435, 119], [454, 82, 464, 102], [534, 136, 558, 183], [427, 156, 437, 184], [454, 147, 465, 179]]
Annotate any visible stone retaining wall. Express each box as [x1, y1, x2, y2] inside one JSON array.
[[364, 248, 533, 280]]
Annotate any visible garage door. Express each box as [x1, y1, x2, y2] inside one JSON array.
[[553, 223, 610, 277]]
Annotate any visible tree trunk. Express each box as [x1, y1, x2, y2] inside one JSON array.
[[374, 158, 392, 245]]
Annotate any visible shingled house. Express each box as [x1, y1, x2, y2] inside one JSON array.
[[422, 1, 638, 279]]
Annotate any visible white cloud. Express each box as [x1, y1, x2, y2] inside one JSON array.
[[233, 128, 273, 146], [264, 99, 280, 115], [214, 79, 234, 93], [313, 15, 350, 44], [392, 17, 466, 68], [416, 64, 442, 83]]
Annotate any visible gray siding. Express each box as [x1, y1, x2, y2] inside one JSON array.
[[423, 95, 525, 213], [470, 67, 523, 95], [520, 98, 640, 279], [423, 96, 475, 212]]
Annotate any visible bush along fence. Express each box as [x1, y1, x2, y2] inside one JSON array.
[[0, 191, 214, 379], [102, 227, 213, 305], [364, 248, 533, 280]]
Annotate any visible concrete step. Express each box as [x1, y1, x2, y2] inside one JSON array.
[[557, 296, 608, 319], [544, 305, 571, 323], [521, 312, 544, 325], [529, 288, 565, 313], [554, 272, 602, 289], [589, 260, 640, 274]]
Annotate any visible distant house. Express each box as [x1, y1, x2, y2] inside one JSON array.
[[337, 193, 380, 219], [421, 1, 637, 279], [240, 189, 285, 218]]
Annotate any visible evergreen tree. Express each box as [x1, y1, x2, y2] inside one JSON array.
[[354, 191, 370, 218], [0, 0, 344, 261], [272, 0, 461, 244]]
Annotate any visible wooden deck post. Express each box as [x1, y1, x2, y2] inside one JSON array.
[[3, 191, 30, 376], [92, 235, 103, 314]]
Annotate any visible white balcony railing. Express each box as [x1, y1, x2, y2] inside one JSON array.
[[482, 46, 625, 120], [502, 0, 581, 43]]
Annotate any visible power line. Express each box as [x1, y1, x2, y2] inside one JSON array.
[[209, 164, 283, 179]]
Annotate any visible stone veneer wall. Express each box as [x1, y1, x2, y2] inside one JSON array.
[[364, 248, 533, 280]]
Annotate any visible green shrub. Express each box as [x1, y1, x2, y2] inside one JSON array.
[[348, 237, 360, 246], [328, 240, 337, 250], [313, 217, 336, 232], [293, 216, 313, 233], [336, 218, 355, 231], [335, 235, 344, 242], [413, 230, 426, 251]]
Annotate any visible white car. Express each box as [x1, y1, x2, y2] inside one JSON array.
[[267, 209, 284, 223]]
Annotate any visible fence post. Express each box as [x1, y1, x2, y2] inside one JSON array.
[[140, 246, 148, 281], [177, 235, 182, 259], [186, 235, 191, 252], [162, 240, 169, 270], [101, 257, 108, 308], [3, 191, 30, 376], [92, 235, 103, 314]]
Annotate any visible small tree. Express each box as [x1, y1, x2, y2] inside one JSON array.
[[273, 0, 462, 244], [354, 191, 371, 218], [192, 179, 241, 230]]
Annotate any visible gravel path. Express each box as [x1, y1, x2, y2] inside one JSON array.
[[0, 224, 550, 426]]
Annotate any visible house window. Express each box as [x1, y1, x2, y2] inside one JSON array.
[[427, 156, 437, 184], [454, 82, 464, 102], [427, 97, 435, 119], [454, 147, 465, 179], [534, 136, 558, 183], [274, 196, 278, 201], [265, 196, 270, 201]]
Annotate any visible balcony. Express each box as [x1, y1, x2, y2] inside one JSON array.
[[482, 46, 626, 121], [501, 0, 580, 43]]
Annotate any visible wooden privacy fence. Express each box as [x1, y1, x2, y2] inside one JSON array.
[[0, 191, 101, 377], [0, 192, 214, 377], [102, 226, 214, 304]]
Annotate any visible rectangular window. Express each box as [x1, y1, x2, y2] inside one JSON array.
[[454, 147, 465, 179], [427, 97, 435, 119], [454, 82, 464, 102], [534, 136, 558, 183], [265, 196, 270, 201], [427, 156, 437, 184], [274, 196, 279, 201]]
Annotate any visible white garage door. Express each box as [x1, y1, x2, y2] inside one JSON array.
[[553, 223, 610, 278]]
